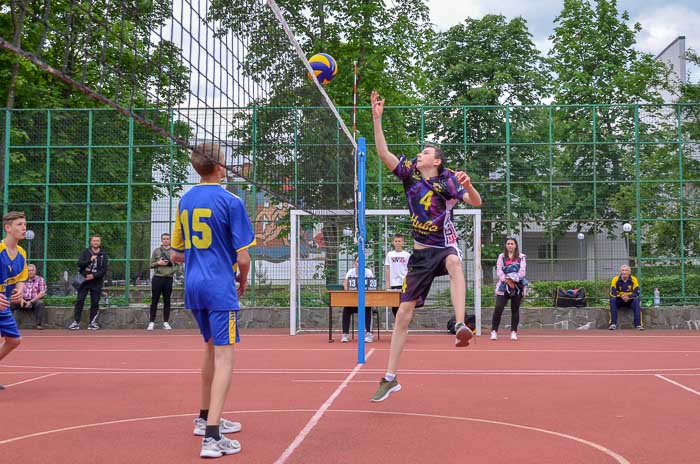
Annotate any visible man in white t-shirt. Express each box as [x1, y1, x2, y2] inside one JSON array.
[[342, 256, 376, 343], [384, 233, 410, 316]]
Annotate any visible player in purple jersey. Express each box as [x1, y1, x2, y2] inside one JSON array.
[[370, 90, 482, 402]]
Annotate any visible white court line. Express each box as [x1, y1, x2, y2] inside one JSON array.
[[15, 348, 700, 353], [655, 374, 700, 397], [3, 365, 700, 374], [272, 348, 375, 464], [3, 372, 61, 388], [0, 407, 629, 463]]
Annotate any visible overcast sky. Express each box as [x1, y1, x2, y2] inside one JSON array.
[[428, 0, 699, 77]]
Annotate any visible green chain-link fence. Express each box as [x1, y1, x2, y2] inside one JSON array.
[[2, 103, 699, 306]]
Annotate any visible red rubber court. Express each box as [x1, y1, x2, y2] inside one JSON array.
[[1, 329, 699, 463]]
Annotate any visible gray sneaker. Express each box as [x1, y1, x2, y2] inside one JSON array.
[[371, 377, 401, 402], [200, 436, 241, 458], [193, 417, 242, 436], [608, 324, 617, 330], [68, 321, 80, 330], [88, 322, 100, 331]]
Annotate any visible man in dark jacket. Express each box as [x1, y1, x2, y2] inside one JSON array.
[[69, 235, 109, 330]]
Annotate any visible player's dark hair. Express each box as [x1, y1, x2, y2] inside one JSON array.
[[503, 237, 520, 260], [161, 233, 171, 239]]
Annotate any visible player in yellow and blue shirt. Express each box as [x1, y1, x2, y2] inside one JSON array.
[[609, 264, 643, 330], [170, 143, 255, 458], [0, 211, 29, 390]]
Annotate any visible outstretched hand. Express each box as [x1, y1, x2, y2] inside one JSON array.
[[371, 90, 385, 121], [455, 171, 472, 189]]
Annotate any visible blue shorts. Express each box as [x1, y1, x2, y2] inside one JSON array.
[[191, 310, 240, 346], [0, 309, 21, 338]]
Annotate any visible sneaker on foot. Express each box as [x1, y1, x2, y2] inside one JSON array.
[[162, 322, 172, 330], [364, 332, 373, 343], [88, 322, 100, 331], [490, 330, 498, 341], [0, 384, 4, 390], [200, 436, 241, 458], [608, 324, 617, 330], [636, 325, 645, 331], [68, 321, 80, 330], [146, 322, 155, 331], [371, 377, 401, 402], [35, 324, 43, 330], [454, 322, 473, 347], [510, 331, 518, 341], [193, 417, 242, 436], [340, 333, 350, 343]]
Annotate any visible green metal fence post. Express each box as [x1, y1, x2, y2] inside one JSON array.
[[676, 104, 686, 298], [3, 110, 10, 215], [548, 107, 554, 279], [251, 106, 258, 306], [43, 110, 52, 277], [633, 105, 642, 289], [505, 106, 511, 235], [125, 117, 134, 301]]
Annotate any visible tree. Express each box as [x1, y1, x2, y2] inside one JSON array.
[[424, 14, 551, 257], [547, 0, 671, 246], [210, 0, 434, 283], [0, 0, 192, 283]]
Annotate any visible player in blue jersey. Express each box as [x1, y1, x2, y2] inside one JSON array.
[[370, 91, 482, 402], [170, 143, 255, 458], [0, 211, 29, 390]]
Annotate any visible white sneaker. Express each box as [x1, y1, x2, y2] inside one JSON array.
[[490, 330, 497, 340], [193, 417, 242, 436], [162, 322, 172, 330], [146, 322, 155, 331], [340, 334, 350, 343], [364, 332, 373, 343], [510, 331, 518, 341], [200, 436, 241, 458]]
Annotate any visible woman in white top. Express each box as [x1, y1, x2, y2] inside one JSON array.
[[342, 256, 375, 343]]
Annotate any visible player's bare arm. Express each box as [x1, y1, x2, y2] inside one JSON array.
[[455, 171, 482, 207], [170, 250, 185, 264], [371, 90, 399, 172], [236, 249, 251, 297]]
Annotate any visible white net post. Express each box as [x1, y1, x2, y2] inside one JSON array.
[[289, 209, 482, 336]]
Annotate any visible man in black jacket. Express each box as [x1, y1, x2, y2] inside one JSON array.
[[69, 235, 109, 330]]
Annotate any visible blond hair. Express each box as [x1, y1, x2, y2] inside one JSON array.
[[191, 143, 224, 176]]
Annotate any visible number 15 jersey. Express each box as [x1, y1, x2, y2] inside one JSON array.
[[172, 184, 256, 311]]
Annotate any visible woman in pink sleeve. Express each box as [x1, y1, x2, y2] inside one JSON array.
[[490, 238, 528, 341]]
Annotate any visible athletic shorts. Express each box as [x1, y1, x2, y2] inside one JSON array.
[[191, 309, 240, 346], [0, 309, 21, 338], [400, 246, 462, 308]]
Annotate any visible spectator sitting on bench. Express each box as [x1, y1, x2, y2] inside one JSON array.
[[342, 256, 375, 344], [11, 264, 46, 330], [609, 264, 644, 331]]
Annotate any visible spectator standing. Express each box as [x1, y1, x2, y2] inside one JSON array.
[[69, 235, 108, 330], [384, 233, 410, 317], [148, 233, 176, 330], [490, 238, 528, 341]]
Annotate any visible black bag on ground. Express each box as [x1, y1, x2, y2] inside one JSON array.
[[447, 313, 476, 334], [553, 287, 587, 308]]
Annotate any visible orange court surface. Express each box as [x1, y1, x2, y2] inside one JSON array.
[[1, 329, 699, 463]]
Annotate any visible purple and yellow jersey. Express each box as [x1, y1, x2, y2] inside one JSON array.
[[171, 184, 255, 311], [0, 241, 28, 312], [393, 156, 466, 248]]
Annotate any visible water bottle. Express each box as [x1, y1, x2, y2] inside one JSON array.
[[653, 288, 660, 307]]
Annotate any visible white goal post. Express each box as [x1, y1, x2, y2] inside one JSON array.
[[289, 209, 483, 336]]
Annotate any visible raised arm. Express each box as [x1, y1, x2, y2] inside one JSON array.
[[371, 90, 400, 172], [454, 171, 482, 207]]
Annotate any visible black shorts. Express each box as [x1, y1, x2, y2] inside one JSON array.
[[400, 246, 462, 308]]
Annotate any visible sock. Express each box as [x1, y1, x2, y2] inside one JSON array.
[[384, 372, 396, 382], [205, 425, 221, 441], [199, 409, 209, 421]]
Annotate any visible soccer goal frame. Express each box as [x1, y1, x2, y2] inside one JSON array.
[[289, 209, 483, 336]]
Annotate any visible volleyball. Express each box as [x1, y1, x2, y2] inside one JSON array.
[[308, 53, 337, 85]]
